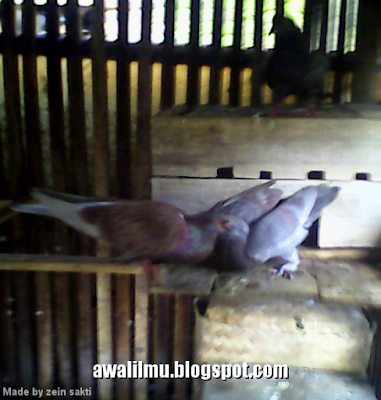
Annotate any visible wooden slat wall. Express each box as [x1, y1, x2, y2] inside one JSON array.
[[0, 1, 378, 400]]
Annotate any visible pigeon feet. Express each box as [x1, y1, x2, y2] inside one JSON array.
[[141, 261, 164, 283], [260, 105, 287, 117], [292, 106, 322, 117], [267, 267, 293, 280], [268, 262, 298, 279]]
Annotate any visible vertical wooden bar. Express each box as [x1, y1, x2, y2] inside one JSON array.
[[115, 8, 134, 398], [134, 273, 149, 400], [114, 275, 133, 400], [229, 0, 243, 106], [46, 0, 68, 194], [151, 294, 174, 400], [209, 0, 223, 105], [1, 0, 26, 199], [186, 0, 201, 107], [0, 121, 7, 197], [116, 0, 132, 199], [45, 2, 72, 391], [319, 0, 329, 52], [276, 0, 284, 15], [66, 0, 89, 197], [75, 274, 96, 392], [332, 0, 347, 103], [22, 4, 52, 389], [14, 272, 35, 389], [91, 0, 112, 398], [160, 0, 175, 109], [134, 0, 153, 200], [0, 271, 17, 386], [52, 273, 74, 390], [35, 272, 53, 390], [22, 0, 44, 190], [97, 274, 113, 399], [303, 0, 313, 48], [2, 0, 30, 389], [251, 0, 263, 106], [173, 295, 194, 400], [352, 0, 380, 102]]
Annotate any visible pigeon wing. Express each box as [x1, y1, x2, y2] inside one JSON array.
[[246, 186, 318, 262]]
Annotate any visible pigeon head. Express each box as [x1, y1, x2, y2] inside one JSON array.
[[269, 14, 300, 36]]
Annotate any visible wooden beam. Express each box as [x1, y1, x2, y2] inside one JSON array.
[[0, 254, 142, 274], [0, 249, 379, 275], [299, 247, 381, 261]]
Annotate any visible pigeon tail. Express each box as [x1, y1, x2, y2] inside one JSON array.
[[10, 203, 50, 215], [304, 185, 341, 228]]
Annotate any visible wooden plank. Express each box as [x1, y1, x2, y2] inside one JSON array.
[[209, 0, 223, 105], [22, 0, 44, 189], [1, 0, 26, 199], [134, 0, 153, 200], [303, 0, 313, 47], [318, 180, 381, 248], [116, 0, 132, 199], [14, 272, 35, 389], [0, 104, 8, 198], [173, 295, 194, 400], [134, 273, 149, 400], [151, 294, 174, 400], [46, 0, 68, 193], [351, 0, 381, 102], [251, 0, 263, 106], [0, 271, 17, 385], [66, 0, 89, 197], [97, 273, 113, 399], [0, 254, 142, 274], [66, 0, 90, 257], [76, 273, 96, 391], [186, 0, 201, 107], [276, 0, 284, 14], [35, 272, 53, 390], [160, 0, 175, 109], [52, 273, 73, 390], [114, 274, 133, 400], [152, 115, 381, 180], [229, 0, 243, 107], [332, 0, 347, 104], [91, 2, 113, 397], [319, 0, 329, 51]]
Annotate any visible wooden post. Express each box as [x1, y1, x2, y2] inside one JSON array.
[[186, 0, 201, 108], [209, 0, 223, 105], [134, 0, 153, 200], [160, 0, 175, 110], [251, 0, 263, 106], [116, 0, 133, 199], [351, 0, 381, 102], [229, 0, 243, 107]]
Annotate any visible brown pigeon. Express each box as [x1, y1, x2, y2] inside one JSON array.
[[10, 188, 242, 265]]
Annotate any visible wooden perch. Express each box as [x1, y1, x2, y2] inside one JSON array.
[[0, 254, 142, 274]]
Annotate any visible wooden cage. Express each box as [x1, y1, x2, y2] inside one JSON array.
[[0, 0, 381, 399]]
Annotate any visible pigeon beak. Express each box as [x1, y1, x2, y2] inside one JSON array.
[[213, 219, 231, 230], [269, 26, 275, 35]]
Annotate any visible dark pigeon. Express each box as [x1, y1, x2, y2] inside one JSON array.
[[263, 14, 329, 115]]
